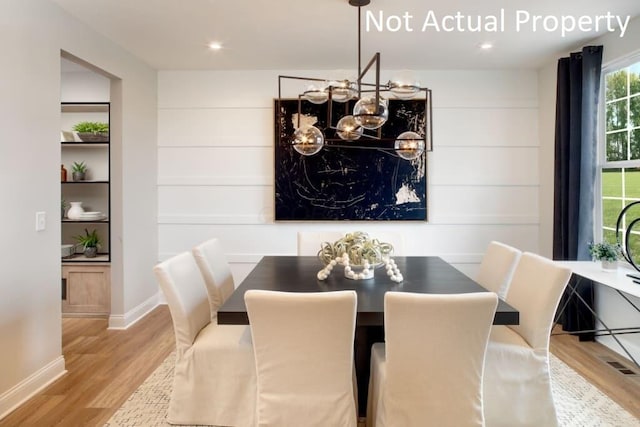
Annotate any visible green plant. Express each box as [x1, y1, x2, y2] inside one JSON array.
[[71, 161, 87, 173], [72, 121, 109, 133], [61, 199, 68, 210], [588, 241, 621, 262], [73, 228, 101, 249]]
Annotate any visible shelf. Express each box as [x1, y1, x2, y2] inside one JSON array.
[[62, 220, 109, 224], [61, 103, 109, 113], [62, 253, 110, 263], [61, 142, 109, 146], [62, 181, 109, 185]]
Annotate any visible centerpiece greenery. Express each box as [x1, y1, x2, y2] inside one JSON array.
[[316, 231, 402, 282], [318, 231, 394, 267]]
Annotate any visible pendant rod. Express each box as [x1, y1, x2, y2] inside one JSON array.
[[357, 4, 362, 97]]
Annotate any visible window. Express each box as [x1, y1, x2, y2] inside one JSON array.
[[599, 59, 640, 266]]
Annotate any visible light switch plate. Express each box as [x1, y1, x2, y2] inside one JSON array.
[[36, 211, 46, 231]]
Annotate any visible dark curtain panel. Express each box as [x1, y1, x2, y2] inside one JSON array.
[[553, 45, 603, 340]]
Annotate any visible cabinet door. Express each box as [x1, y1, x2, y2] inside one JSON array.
[[62, 265, 111, 316]]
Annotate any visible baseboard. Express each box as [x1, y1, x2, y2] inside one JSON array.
[[108, 292, 162, 330], [0, 356, 66, 421]]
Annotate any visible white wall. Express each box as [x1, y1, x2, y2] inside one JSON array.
[[0, 0, 157, 418], [536, 16, 640, 363], [158, 69, 540, 282]]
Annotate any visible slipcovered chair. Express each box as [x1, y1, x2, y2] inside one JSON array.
[[192, 237, 235, 320], [367, 292, 498, 427], [483, 252, 572, 427], [296, 231, 345, 256], [475, 241, 521, 298], [153, 252, 255, 426], [245, 290, 358, 427]]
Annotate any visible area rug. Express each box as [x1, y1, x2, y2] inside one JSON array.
[[105, 352, 639, 426]]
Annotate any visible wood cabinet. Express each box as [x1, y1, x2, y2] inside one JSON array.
[[62, 264, 111, 317]]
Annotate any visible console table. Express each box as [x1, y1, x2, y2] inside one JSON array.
[[556, 261, 640, 368]]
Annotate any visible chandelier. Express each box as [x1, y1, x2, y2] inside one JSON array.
[[276, 0, 433, 161]]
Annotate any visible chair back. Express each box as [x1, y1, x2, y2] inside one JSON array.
[[297, 231, 406, 256], [383, 291, 498, 426], [505, 252, 572, 350], [153, 252, 210, 353], [476, 241, 521, 298], [297, 231, 345, 256], [245, 290, 358, 427], [192, 238, 235, 316]]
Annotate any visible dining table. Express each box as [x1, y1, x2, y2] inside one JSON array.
[[218, 255, 520, 415]]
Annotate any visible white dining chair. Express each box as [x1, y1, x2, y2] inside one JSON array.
[[245, 290, 358, 427], [367, 291, 498, 427], [475, 241, 521, 298], [483, 252, 572, 427], [192, 237, 235, 320], [297, 231, 345, 256], [153, 252, 256, 427]]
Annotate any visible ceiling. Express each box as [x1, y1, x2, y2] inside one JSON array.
[[52, 0, 640, 70]]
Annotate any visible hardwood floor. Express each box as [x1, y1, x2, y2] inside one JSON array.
[[1, 306, 638, 425], [0, 307, 174, 427]]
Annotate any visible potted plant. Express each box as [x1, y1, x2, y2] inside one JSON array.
[[71, 161, 87, 181], [73, 121, 109, 142], [61, 199, 68, 218], [74, 228, 101, 258], [588, 241, 621, 271]]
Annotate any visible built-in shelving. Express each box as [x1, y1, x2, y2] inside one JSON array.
[[61, 101, 111, 317], [61, 102, 111, 264]]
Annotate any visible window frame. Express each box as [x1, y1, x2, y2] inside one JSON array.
[[596, 53, 640, 267]]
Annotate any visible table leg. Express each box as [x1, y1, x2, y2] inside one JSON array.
[[354, 325, 384, 417]]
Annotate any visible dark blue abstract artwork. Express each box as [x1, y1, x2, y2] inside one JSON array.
[[274, 99, 427, 221]]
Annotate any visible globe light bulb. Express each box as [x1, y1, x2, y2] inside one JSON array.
[[329, 80, 357, 103], [336, 115, 363, 141], [394, 131, 424, 160], [388, 81, 420, 99], [292, 125, 324, 156], [303, 83, 329, 104], [353, 97, 388, 130], [388, 71, 420, 99]]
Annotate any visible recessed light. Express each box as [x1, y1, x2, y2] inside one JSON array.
[[479, 42, 493, 50], [208, 42, 223, 51]]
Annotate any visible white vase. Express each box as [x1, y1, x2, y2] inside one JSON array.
[[67, 201, 84, 220], [601, 260, 617, 271]]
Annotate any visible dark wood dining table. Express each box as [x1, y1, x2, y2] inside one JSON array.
[[218, 255, 520, 415]]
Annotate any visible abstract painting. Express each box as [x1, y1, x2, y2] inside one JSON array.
[[274, 98, 427, 221]]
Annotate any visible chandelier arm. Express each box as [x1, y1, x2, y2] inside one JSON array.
[[279, 75, 328, 83]]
